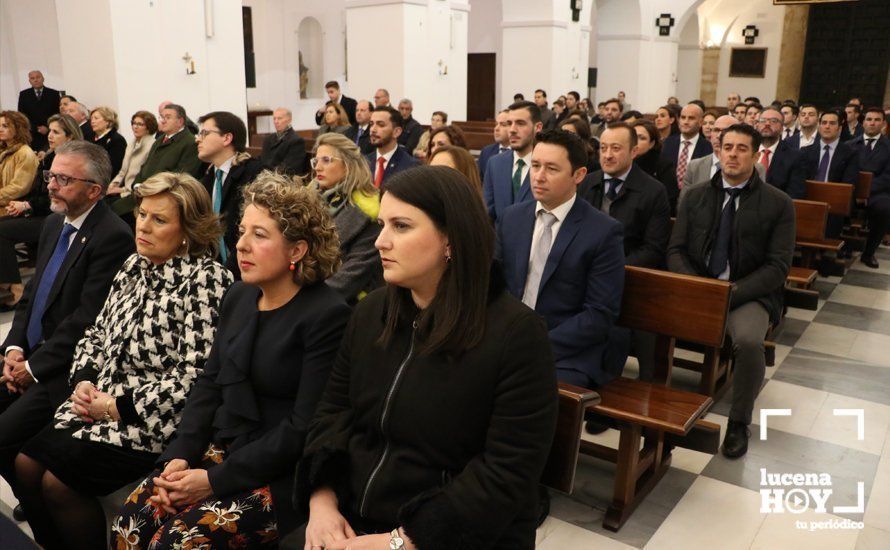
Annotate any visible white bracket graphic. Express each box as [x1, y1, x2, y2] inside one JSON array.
[[833, 482, 865, 514], [760, 409, 792, 440], [833, 409, 865, 441]]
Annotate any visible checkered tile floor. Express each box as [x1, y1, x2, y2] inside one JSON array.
[[3, 250, 890, 548]]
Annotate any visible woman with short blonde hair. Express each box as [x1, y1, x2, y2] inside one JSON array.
[[89, 106, 126, 175]]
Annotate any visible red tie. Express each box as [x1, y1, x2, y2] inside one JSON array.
[[162, 135, 171, 144], [374, 156, 385, 189], [760, 148, 771, 175]]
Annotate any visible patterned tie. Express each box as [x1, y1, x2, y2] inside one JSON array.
[[760, 148, 771, 176], [512, 159, 526, 199], [816, 145, 831, 181], [708, 188, 742, 278], [214, 170, 227, 263], [35, 88, 42, 100], [27, 223, 77, 348], [522, 211, 558, 308], [374, 156, 385, 189], [605, 178, 620, 201], [676, 140, 691, 188]]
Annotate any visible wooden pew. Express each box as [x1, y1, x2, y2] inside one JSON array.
[[542, 267, 729, 532], [787, 199, 829, 310], [804, 180, 851, 275], [856, 171, 873, 208]]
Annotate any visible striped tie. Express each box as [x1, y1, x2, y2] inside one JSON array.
[[676, 140, 691, 188]]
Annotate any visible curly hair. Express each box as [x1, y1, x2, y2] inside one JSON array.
[[425, 125, 467, 158], [135, 172, 224, 259], [0, 111, 32, 148], [242, 171, 341, 285]]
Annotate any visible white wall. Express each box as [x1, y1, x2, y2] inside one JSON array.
[[676, 15, 703, 103], [0, 0, 64, 110]]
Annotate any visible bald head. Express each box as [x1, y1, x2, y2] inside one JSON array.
[[679, 104, 704, 139], [158, 100, 173, 117], [710, 115, 739, 150]]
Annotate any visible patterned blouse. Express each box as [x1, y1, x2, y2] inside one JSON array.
[[53, 253, 233, 453]]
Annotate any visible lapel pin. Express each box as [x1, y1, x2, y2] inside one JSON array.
[[81, 236, 87, 243]]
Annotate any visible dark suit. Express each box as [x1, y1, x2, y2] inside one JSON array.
[[261, 127, 307, 176], [854, 135, 890, 257], [578, 165, 671, 268], [314, 95, 358, 127], [661, 133, 712, 167], [397, 116, 423, 154], [93, 130, 128, 177], [202, 157, 264, 270], [159, 281, 350, 535], [17, 87, 60, 151], [134, 129, 203, 184], [761, 140, 800, 197], [780, 127, 800, 142], [783, 132, 816, 151], [366, 146, 420, 190], [668, 171, 794, 423], [477, 142, 508, 181], [344, 124, 374, 156], [841, 123, 864, 143], [792, 139, 859, 237], [483, 151, 532, 222], [0, 201, 133, 490], [78, 121, 95, 142], [497, 197, 627, 387]]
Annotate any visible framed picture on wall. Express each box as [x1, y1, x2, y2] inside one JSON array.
[[729, 48, 767, 78]]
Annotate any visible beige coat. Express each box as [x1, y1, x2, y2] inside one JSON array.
[[111, 134, 156, 196], [0, 144, 38, 207]]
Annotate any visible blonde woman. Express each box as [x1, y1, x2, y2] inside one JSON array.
[[89, 106, 127, 175], [308, 132, 382, 302]]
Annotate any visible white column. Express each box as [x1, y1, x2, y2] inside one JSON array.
[[53, 0, 247, 141], [500, 0, 592, 109], [345, 0, 468, 122]]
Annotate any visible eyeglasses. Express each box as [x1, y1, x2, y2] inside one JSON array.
[[310, 155, 341, 169], [196, 129, 223, 139], [43, 170, 97, 186], [757, 118, 783, 125]]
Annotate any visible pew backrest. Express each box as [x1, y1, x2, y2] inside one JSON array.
[[805, 180, 853, 217]]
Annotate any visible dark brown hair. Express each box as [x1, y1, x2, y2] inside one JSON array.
[[425, 125, 467, 158], [379, 166, 494, 356]]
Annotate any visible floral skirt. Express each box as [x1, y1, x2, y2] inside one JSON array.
[[111, 445, 278, 550]]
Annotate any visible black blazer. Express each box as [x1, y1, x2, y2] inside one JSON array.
[[1, 201, 134, 399], [854, 135, 890, 203], [93, 130, 128, 177], [160, 281, 351, 536], [17, 87, 61, 151], [791, 139, 860, 197], [841, 123, 864, 143], [660, 133, 712, 165], [635, 148, 679, 215], [578, 165, 671, 268], [24, 151, 54, 217], [344, 124, 374, 156], [314, 95, 358, 127], [763, 139, 800, 197], [397, 117, 424, 154], [201, 157, 264, 267], [295, 275, 558, 548], [366, 146, 421, 189], [78, 121, 95, 142], [667, 171, 795, 322], [261, 127, 307, 176]]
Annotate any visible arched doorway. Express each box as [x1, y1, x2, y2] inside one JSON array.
[[297, 16, 324, 99]]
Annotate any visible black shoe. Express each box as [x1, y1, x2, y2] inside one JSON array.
[[12, 503, 26, 522], [861, 255, 880, 269], [536, 485, 550, 528], [721, 420, 750, 459], [584, 419, 610, 435]]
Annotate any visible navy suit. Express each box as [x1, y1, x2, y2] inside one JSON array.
[[854, 135, 890, 258], [762, 140, 801, 197], [477, 142, 508, 181], [366, 146, 420, 190], [793, 139, 860, 238], [496, 197, 627, 387], [660, 134, 713, 166], [841, 123, 864, 143], [483, 151, 532, 222]]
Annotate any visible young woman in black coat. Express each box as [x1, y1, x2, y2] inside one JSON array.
[[285, 166, 558, 550], [632, 119, 679, 215]]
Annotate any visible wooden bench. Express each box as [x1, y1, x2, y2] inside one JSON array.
[[802, 182, 850, 275], [785, 199, 830, 310], [542, 267, 729, 531], [855, 171, 873, 208]]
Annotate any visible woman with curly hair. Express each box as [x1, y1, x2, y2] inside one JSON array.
[[0, 110, 39, 208], [423, 125, 467, 160], [113, 171, 351, 549]]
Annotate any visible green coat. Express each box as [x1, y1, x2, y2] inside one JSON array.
[[134, 129, 203, 184]]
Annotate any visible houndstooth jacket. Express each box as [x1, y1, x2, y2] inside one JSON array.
[[53, 253, 233, 453]]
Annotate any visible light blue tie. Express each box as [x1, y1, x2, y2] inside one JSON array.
[[214, 169, 227, 263]]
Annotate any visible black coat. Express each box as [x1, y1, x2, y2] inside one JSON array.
[[579, 165, 671, 268], [201, 156, 264, 268], [397, 116, 424, 155], [294, 276, 558, 549], [1, 200, 134, 402], [78, 121, 95, 142], [314, 96, 358, 127], [791, 139, 860, 197], [762, 139, 800, 197], [160, 281, 351, 536], [635, 147, 679, 215], [667, 171, 795, 322], [24, 151, 54, 217], [344, 124, 374, 156], [261, 127, 307, 176], [92, 130, 128, 177], [853, 135, 890, 203], [17, 87, 61, 151]]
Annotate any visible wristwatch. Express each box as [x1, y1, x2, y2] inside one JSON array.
[[389, 528, 405, 550]]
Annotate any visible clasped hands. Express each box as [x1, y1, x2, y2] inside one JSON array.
[[69, 381, 119, 423], [304, 488, 415, 550], [2, 349, 34, 393], [148, 459, 213, 514]]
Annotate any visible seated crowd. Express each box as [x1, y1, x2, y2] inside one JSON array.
[[0, 70, 888, 550]]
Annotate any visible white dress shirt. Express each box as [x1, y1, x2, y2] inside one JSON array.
[[677, 133, 701, 166], [513, 150, 532, 185], [798, 131, 817, 149], [526, 194, 576, 266], [709, 153, 721, 179]]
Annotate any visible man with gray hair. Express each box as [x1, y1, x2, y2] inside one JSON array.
[[0, 141, 134, 524], [64, 101, 94, 142], [261, 107, 307, 176], [396, 98, 423, 154], [17, 70, 61, 152]]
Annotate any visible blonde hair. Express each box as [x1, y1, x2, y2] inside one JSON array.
[[310, 133, 377, 204], [242, 171, 341, 284], [135, 172, 223, 259], [90, 106, 119, 132]]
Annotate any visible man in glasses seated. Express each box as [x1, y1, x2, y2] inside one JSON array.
[[0, 141, 134, 521]]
